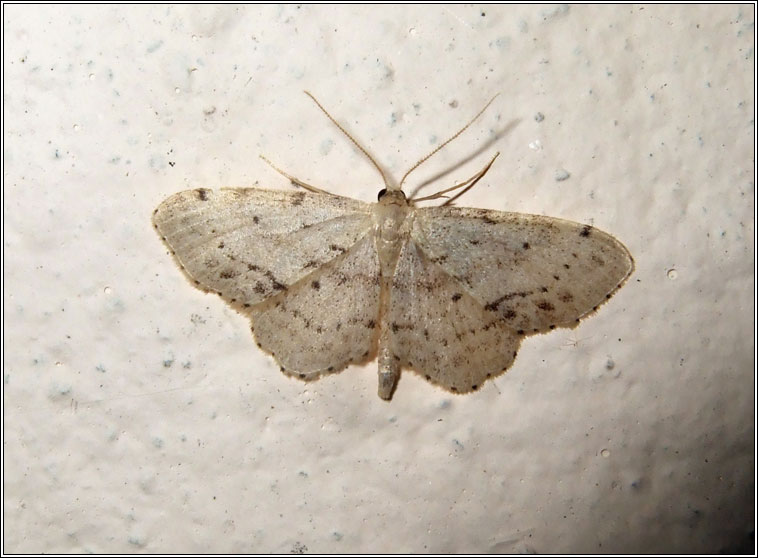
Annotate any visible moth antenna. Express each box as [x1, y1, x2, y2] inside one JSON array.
[[304, 91, 392, 191], [399, 94, 499, 190]]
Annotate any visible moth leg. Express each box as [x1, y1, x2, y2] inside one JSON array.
[[259, 155, 335, 195], [411, 151, 500, 203]]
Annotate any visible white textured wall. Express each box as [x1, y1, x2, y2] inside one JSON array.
[[4, 4, 754, 553]]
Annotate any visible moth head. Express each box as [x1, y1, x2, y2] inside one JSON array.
[[377, 188, 407, 206]]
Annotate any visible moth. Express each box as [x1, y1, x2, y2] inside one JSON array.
[[152, 93, 634, 400]]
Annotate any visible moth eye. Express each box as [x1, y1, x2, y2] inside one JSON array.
[[377, 188, 387, 200]]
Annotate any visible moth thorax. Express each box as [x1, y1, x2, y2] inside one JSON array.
[[374, 202, 409, 245]]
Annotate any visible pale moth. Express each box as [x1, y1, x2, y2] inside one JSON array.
[[153, 93, 634, 400]]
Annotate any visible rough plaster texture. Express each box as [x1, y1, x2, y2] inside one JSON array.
[[3, 4, 754, 554]]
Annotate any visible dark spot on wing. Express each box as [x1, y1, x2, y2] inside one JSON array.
[[291, 192, 306, 206], [580, 225, 592, 237], [503, 308, 516, 320], [366, 319, 376, 329], [485, 290, 533, 311], [247, 263, 261, 272], [303, 260, 319, 269], [311, 280, 320, 290], [553, 274, 560, 281], [219, 269, 237, 279], [265, 270, 287, 291], [591, 254, 606, 266], [563, 263, 570, 269], [517, 329, 525, 335], [217, 241, 225, 249], [522, 242, 530, 249], [253, 215, 259, 224], [329, 244, 347, 254], [470, 239, 480, 246], [195, 188, 209, 201], [559, 292, 574, 303], [451, 293, 462, 302], [537, 301, 555, 312]]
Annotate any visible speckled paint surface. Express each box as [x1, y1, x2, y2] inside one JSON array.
[[3, 4, 754, 553]]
